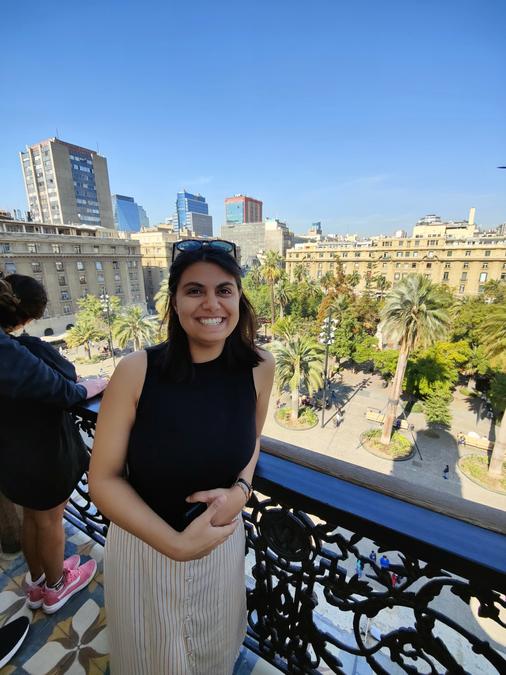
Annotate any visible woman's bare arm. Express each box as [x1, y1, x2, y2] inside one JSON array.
[[89, 352, 237, 560]]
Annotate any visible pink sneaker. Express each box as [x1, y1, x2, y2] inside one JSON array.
[[42, 559, 97, 614], [25, 554, 80, 610]]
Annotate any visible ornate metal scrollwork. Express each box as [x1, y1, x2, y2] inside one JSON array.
[[244, 493, 506, 674]]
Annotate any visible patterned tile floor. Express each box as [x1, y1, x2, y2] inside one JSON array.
[[0, 521, 279, 674]]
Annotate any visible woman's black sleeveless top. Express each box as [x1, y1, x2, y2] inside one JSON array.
[[126, 344, 257, 531]]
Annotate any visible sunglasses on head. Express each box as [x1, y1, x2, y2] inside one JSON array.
[[172, 239, 237, 262]]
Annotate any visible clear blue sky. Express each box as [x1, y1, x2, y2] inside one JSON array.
[[1, 0, 505, 234]]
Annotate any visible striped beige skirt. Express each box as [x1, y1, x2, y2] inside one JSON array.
[[104, 522, 247, 675]]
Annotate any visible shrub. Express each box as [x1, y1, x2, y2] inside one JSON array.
[[411, 401, 424, 413], [424, 390, 452, 427]]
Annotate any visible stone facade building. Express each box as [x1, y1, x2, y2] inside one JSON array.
[[285, 233, 506, 296], [221, 218, 294, 268], [0, 216, 145, 336]]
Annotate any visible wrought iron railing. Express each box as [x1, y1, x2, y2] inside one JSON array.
[[72, 399, 506, 674]]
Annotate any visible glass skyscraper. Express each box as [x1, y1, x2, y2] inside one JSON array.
[[225, 195, 262, 224], [112, 194, 150, 232], [175, 190, 213, 236]]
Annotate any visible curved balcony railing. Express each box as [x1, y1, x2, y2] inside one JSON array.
[[70, 398, 506, 674]]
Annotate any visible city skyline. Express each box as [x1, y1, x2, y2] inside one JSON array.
[[1, 1, 505, 234]]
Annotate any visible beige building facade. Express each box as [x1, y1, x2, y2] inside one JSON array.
[[0, 217, 145, 337], [221, 218, 294, 267], [286, 234, 506, 296]]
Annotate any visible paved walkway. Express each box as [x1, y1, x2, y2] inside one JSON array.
[[263, 368, 506, 512]]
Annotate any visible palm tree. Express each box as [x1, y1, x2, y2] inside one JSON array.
[[293, 263, 308, 284], [271, 335, 324, 421], [273, 273, 290, 318], [346, 271, 361, 289], [113, 306, 158, 351], [373, 274, 391, 298], [379, 274, 450, 445], [261, 250, 283, 326], [66, 318, 104, 360], [154, 279, 169, 322], [320, 271, 336, 294], [480, 304, 506, 477]]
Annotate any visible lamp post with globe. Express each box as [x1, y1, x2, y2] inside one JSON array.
[[100, 293, 116, 367], [319, 312, 337, 428]]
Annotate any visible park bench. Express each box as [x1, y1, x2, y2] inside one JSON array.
[[365, 408, 412, 430], [462, 434, 494, 451]]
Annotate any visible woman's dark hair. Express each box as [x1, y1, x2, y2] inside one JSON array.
[[0, 274, 47, 331], [161, 248, 262, 381]]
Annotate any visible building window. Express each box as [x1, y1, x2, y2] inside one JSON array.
[[482, 263, 488, 269], [444, 262, 451, 269], [411, 263, 417, 268], [443, 272, 449, 281], [112, 260, 119, 270], [396, 251, 403, 257], [79, 275, 87, 284], [74, 245, 81, 254], [76, 261, 84, 271], [479, 285, 485, 293], [5, 261, 16, 274], [355, 252, 361, 258], [463, 262, 469, 269], [115, 285, 123, 294], [31, 262, 42, 273], [446, 250, 452, 257], [55, 261, 64, 271], [459, 285, 465, 293], [501, 273, 506, 281], [60, 290, 71, 301], [52, 244, 61, 253], [97, 273, 105, 283], [460, 272, 468, 281], [426, 262, 432, 268], [484, 250, 491, 257], [465, 250, 471, 256], [62, 303, 72, 315], [479, 272, 488, 283], [27, 243, 37, 253], [0, 243, 10, 253], [93, 245, 99, 253], [95, 261, 103, 271], [58, 274, 67, 286]]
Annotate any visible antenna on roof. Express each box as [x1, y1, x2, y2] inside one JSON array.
[[96, 142, 100, 154], [55, 127, 59, 139]]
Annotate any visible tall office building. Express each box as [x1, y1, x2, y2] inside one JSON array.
[[112, 194, 150, 232], [225, 195, 263, 224], [20, 138, 115, 229], [175, 190, 213, 236]]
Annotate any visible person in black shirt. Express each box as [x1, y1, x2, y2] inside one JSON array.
[[0, 275, 105, 614]]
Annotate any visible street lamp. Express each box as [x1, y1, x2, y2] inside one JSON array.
[[319, 312, 338, 428], [100, 293, 116, 367]]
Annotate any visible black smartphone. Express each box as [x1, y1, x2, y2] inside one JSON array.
[[182, 502, 207, 528]]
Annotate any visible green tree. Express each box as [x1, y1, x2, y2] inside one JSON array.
[[113, 306, 158, 351], [479, 305, 506, 477], [346, 271, 361, 288], [271, 336, 324, 421], [423, 388, 452, 428], [154, 279, 169, 322], [406, 341, 471, 398], [482, 279, 506, 304], [76, 294, 120, 323], [66, 317, 104, 359], [292, 263, 308, 284], [273, 273, 291, 318], [379, 274, 450, 445], [260, 250, 283, 325], [243, 272, 271, 319]]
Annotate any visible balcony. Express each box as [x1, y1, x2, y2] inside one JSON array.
[[1, 397, 505, 674]]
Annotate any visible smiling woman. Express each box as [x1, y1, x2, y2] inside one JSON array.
[[88, 245, 275, 674]]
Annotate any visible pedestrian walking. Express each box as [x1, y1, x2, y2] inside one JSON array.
[[379, 554, 390, 570], [355, 559, 363, 578], [443, 464, 449, 480], [391, 572, 398, 588], [369, 550, 377, 563]]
